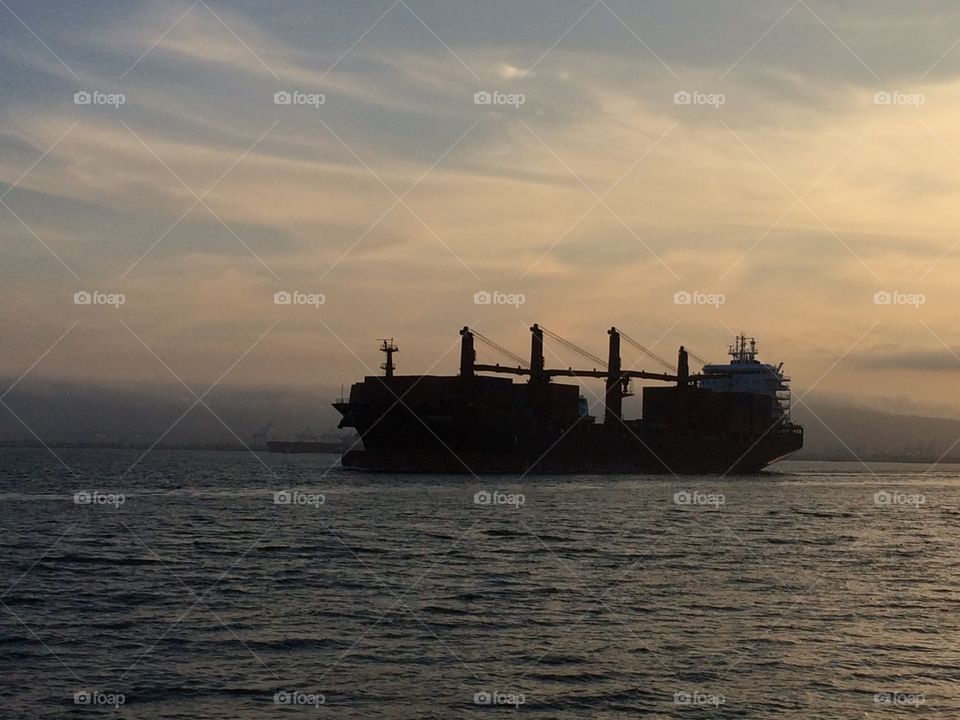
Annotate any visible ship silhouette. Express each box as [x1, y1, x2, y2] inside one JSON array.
[[333, 326, 803, 474]]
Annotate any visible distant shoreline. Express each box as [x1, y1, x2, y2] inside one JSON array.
[[1, 442, 957, 465]]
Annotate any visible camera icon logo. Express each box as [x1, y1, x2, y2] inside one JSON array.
[[674, 91, 692, 105], [474, 91, 492, 105], [873, 290, 892, 305], [473, 291, 492, 305], [474, 490, 491, 506], [873, 91, 892, 105], [74, 491, 92, 504], [274, 91, 292, 105], [274, 291, 292, 305], [673, 290, 692, 305], [74, 91, 92, 105], [74, 291, 92, 305], [274, 490, 292, 505], [673, 490, 691, 505], [474, 690, 492, 705], [74, 690, 92, 705]]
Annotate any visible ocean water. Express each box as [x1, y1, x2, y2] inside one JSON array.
[[0, 448, 957, 718]]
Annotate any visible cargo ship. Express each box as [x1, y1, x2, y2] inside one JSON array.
[[333, 327, 803, 474]]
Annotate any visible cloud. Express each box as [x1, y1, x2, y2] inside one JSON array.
[[5, 0, 960, 417], [850, 347, 960, 372], [498, 62, 533, 80]]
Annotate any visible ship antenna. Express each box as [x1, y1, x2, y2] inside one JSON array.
[[378, 338, 398, 378]]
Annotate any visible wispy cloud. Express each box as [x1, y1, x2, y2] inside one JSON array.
[[3, 1, 960, 414]]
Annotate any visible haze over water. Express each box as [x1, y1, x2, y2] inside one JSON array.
[[1, 449, 956, 718]]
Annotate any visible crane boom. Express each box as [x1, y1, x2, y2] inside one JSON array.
[[686, 349, 711, 367], [471, 329, 529, 368], [618, 331, 676, 372], [539, 326, 607, 368]]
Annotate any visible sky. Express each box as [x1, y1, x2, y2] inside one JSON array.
[[4, 0, 960, 426]]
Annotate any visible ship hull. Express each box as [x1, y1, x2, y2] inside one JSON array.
[[334, 373, 803, 475], [339, 428, 802, 475]]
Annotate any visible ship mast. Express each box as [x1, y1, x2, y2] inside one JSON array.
[[729, 332, 758, 364], [378, 338, 398, 377]]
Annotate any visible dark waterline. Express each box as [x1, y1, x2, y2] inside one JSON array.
[[1, 449, 956, 718]]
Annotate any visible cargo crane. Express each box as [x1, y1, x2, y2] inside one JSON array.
[[686, 349, 711, 368], [462, 327, 528, 375], [616, 330, 713, 371], [539, 325, 608, 370], [378, 327, 780, 429], [619, 330, 676, 372], [462, 324, 692, 428]]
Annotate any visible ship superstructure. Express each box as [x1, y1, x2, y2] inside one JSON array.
[[700, 334, 792, 424]]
